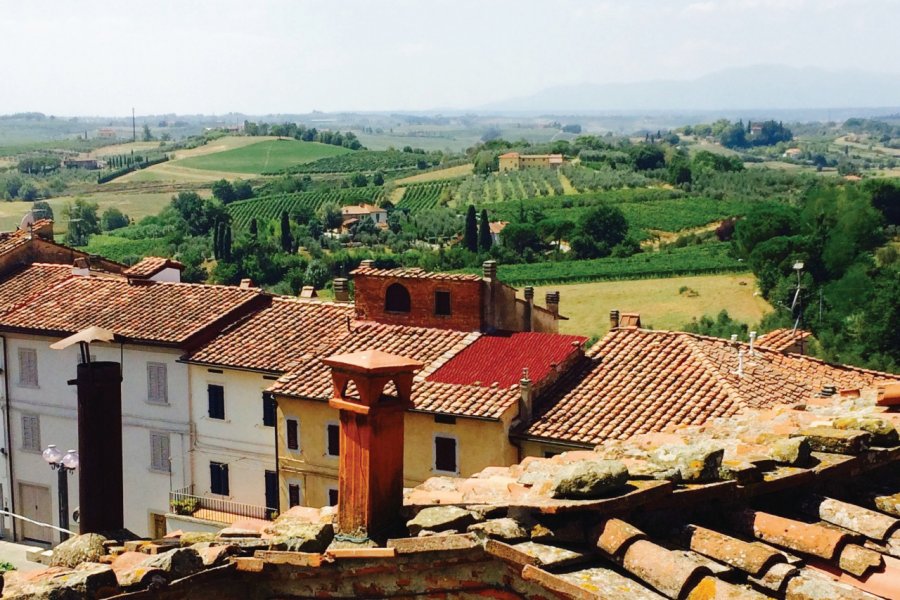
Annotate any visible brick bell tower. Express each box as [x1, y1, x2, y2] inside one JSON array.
[[322, 350, 423, 540]]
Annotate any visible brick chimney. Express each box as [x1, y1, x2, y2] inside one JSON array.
[[333, 278, 350, 302], [72, 257, 90, 277], [609, 309, 620, 329], [239, 278, 255, 289], [322, 350, 423, 540]]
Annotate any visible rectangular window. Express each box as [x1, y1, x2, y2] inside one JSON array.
[[327, 488, 338, 507], [262, 393, 276, 427], [286, 419, 299, 450], [21, 414, 40, 452], [210, 462, 229, 496], [288, 484, 301, 508], [265, 470, 278, 512], [147, 362, 168, 404], [434, 435, 458, 473], [207, 384, 225, 420], [326, 423, 340, 457], [150, 432, 170, 472], [18, 348, 38, 387], [434, 290, 451, 316]]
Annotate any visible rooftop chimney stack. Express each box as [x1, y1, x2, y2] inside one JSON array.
[[524, 287, 534, 303], [482, 260, 497, 281], [322, 350, 423, 541], [239, 278, 255, 289], [749, 331, 757, 355], [333, 278, 350, 302], [359, 259, 375, 268], [546, 292, 560, 317], [518, 367, 533, 423], [72, 257, 90, 277], [523, 287, 534, 332], [610, 309, 620, 329]]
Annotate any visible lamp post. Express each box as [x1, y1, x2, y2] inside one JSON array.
[[42, 444, 79, 542]]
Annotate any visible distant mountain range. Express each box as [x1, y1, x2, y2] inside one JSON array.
[[481, 65, 900, 113]]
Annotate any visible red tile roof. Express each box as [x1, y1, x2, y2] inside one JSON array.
[[123, 257, 184, 278], [756, 328, 812, 352], [523, 328, 899, 446], [270, 323, 479, 400], [350, 266, 483, 282], [0, 263, 75, 315], [0, 276, 263, 345], [186, 297, 356, 372], [427, 332, 585, 388]]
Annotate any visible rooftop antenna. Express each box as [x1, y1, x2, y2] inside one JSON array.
[[790, 262, 804, 333]]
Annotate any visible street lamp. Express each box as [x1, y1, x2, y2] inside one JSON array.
[[42, 445, 78, 542]]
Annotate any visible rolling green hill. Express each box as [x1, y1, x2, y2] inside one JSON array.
[[174, 139, 351, 174]]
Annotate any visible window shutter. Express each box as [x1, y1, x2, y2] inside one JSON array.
[[22, 414, 39, 451], [262, 393, 276, 427], [220, 464, 229, 496], [208, 385, 225, 419], [18, 348, 38, 387], [327, 423, 340, 456], [151, 432, 170, 472], [286, 419, 298, 450], [288, 484, 301, 508], [148, 363, 168, 404]]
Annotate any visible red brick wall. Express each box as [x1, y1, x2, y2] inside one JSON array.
[[353, 275, 483, 331]]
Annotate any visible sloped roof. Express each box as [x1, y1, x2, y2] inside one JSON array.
[[123, 256, 184, 278], [756, 328, 812, 352], [0, 263, 76, 315], [427, 331, 586, 388], [270, 322, 480, 400], [0, 276, 263, 345], [523, 328, 898, 446], [185, 297, 356, 372]]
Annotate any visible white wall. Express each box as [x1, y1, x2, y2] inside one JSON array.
[[189, 366, 277, 510], [5, 334, 190, 541]]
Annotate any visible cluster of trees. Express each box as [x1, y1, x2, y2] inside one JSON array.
[[211, 179, 254, 204], [61, 200, 130, 246], [17, 156, 60, 174], [242, 121, 363, 150], [733, 181, 898, 370]]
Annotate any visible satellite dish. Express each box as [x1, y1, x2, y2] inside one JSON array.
[[19, 211, 35, 230]]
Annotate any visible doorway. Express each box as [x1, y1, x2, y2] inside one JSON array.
[[18, 483, 51, 543]]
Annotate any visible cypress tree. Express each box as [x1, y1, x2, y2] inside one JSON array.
[[280, 210, 292, 253], [249, 218, 258, 240], [212, 221, 222, 259], [478, 208, 492, 251], [223, 226, 232, 261], [463, 205, 478, 253]]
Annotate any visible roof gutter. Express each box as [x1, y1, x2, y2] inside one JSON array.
[[508, 431, 595, 450]]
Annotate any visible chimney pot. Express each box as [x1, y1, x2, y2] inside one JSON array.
[[610, 309, 620, 329], [524, 286, 534, 302], [333, 278, 350, 302], [482, 260, 497, 281]]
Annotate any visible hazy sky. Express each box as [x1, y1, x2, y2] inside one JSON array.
[[1, 0, 897, 116]]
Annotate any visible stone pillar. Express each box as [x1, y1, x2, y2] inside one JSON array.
[[322, 350, 423, 541], [73, 361, 124, 535]]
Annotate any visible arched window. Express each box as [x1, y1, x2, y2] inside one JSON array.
[[384, 283, 411, 313]]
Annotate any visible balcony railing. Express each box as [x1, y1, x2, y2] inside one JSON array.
[[169, 485, 276, 524]]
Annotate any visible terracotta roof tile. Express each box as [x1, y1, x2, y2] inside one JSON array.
[[123, 256, 184, 278], [0, 276, 262, 345], [756, 328, 813, 352], [349, 266, 483, 282], [187, 297, 355, 372], [523, 329, 899, 446], [427, 332, 585, 388], [0, 263, 75, 315]]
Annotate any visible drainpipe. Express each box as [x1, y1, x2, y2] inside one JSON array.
[[272, 394, 280, 516], [1, 335, 16, 539]]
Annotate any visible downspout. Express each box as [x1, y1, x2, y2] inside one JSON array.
[[273, 395, 280, 515], [1, 335, 16, 539]]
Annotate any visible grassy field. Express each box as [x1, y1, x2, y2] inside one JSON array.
[[90, 141, 164, 157], [395, 163, 473, 184], [174, 139, 350, 174], [0, 191, 181, 232], [534, 273, 771, 340]]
